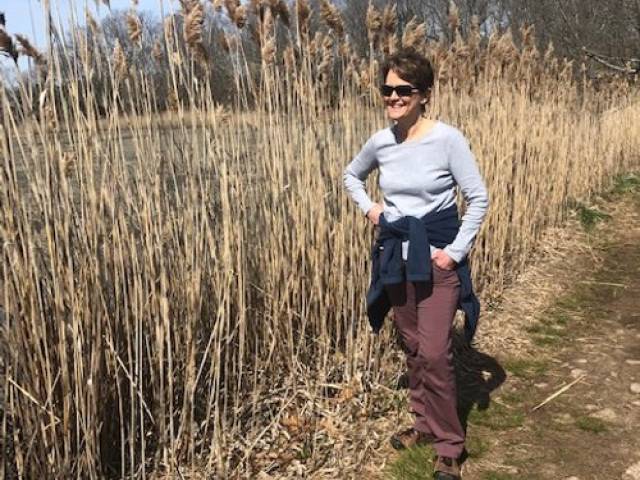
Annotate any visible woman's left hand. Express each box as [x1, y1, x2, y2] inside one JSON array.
[[431, 249, 457, 270]]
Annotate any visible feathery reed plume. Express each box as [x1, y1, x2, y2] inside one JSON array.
[[260, 7, 276, 64], [448, 0, 460, 36], [218, 32, 229, 52], [319, 0, 344, 37], [309, 31, 323, 58], [61, 152, 76, 178], [359, 57, 372, 88], [152, 39, 164, 62], [381, 4, 397, 36], [521, 24, 535, 50], [113, 38, 128, 79], [167, 89, 179, 111], [468, 14, 481, 54], [131, 0, 139, 6], [317, 34, 334, 80], [184, 1, 208, 64], [0, 25, 18, 63], [224, 0, 240, 19], [179, 0, 199, 14], [338, 35, 351, 59], [381, 4, 398, 55], [127, 11, 142, 47], [14, 34, 47, 68], [248, 0, 260, 16], [366, 3, 382, 47], [234, 5, 247, 28], [296, 0, 311, 37], [224, 0, 246, 28], [401, 17, 426, 50], [271, 0, 290, 27], [86, 8, 100, 36], [164, 15, 176, 42], [283, 44, 295, 70]]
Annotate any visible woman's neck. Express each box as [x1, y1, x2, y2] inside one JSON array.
[[395, 114, 426, 141]]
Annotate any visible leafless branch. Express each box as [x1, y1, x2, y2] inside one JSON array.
[[584, 47, 639, 74]]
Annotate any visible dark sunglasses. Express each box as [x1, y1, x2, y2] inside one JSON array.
[[379, 84, 420, 97]]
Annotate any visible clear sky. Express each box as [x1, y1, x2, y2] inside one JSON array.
[[0, 0, 179, 70]]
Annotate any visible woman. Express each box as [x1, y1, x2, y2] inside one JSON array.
[[343, 50, 489, 480]]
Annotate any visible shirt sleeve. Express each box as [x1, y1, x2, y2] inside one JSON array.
[[443, 129, 489, 263], [343, 135, 379, 216]]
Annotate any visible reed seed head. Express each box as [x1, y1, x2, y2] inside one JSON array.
[[401, 17, 426, 50], [15, 34, 47, 68], [448, 1, 460, 34], [296, 0, 311, 37], [184, 1, 208, 64], [113, 39, 128, 79], [127, 11, 143, 47], [319, 0, 344, 37]]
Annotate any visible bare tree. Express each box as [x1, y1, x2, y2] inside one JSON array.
[[502, 0, 639, 74]]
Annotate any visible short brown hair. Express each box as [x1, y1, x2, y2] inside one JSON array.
[[381, 50, 434, 93]]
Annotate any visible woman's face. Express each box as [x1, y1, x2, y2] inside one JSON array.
[[382, 69, 426, 122]]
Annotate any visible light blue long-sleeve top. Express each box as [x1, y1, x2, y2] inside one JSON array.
[[343, 121, 489, 263]]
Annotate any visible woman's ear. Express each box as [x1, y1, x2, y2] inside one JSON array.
[[421, 89, 432, 105]]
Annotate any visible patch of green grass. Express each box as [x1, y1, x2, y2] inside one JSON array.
[[526, 310, 571, 346], [575, 416, 609, 433], [499, 390, 526, 406], [555, 294, 585, 311], [465, 435, 490, 459], [611, 173, 640, 194], [482, 472, 518, 480], [385, 445, 435, 480], [468, 402, 525, 430], [574, 203, 611, 231], [503, 358, 549, 379]]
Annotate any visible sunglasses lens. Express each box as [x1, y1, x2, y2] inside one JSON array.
[[380, 85, 416, 97], [398, 86, 415, 96], [380, 85, 394, 96]]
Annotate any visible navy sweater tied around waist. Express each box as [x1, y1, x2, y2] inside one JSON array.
[[366, 204, 481, 343]]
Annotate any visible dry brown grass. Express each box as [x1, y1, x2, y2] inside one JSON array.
[[1, 1, 639, 479]]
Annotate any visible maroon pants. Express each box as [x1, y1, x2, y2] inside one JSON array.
[[385, 264, 465, 458]]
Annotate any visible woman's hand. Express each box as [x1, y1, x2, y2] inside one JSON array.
[[366, 203, 384, 225], [431, 248, 457, 270]]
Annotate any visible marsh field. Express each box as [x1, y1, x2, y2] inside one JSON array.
[[1, 0, 640, 478]]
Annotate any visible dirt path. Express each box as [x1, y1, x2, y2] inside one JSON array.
[[381, 177, 640, 480], [462, 185, 640, 479]]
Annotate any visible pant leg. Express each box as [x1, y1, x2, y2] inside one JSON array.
[[385, 281, 433, 435], [386, 266, 464, 458], [415, 264, 464, 458]]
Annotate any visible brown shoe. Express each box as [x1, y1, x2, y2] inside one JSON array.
[[389, 427, 435, 450], [433, 456, 461, 479]]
